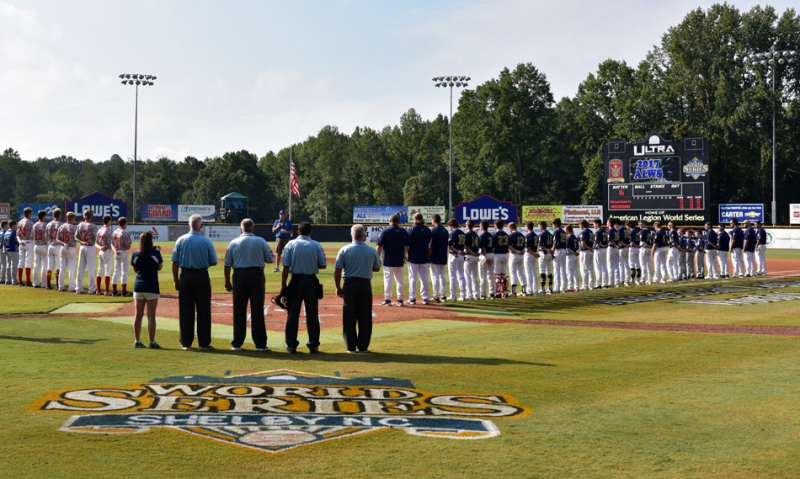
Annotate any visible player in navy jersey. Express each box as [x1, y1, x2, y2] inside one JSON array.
[[592, 219, 608, 289], [618, 220, 631, 286], [493, 220, 510, 298], [377, 215, 409, 307], [638, 220, 652, 284], [626, 221, 640, 285], [551, 219, 567, 293], [694, 230, 706, 279], [478, 220, 495, 299], [564, 225, 579, 292], [704, 222, 719, 279], [717, 224, 731, 278], [406, 213, 432, 305], [606, 218, 621, 287], [651, 221, 669, 283], [729, 219, 745, 278], [684, 229, 696, 279], [463, 220, 481, 300], [538, 221, 554, 293], [447, 219, 466, 301], [428, 214, 449, 302], [578, 220, 594, 291], [507, 222, 526, 296], [754, 220, 767, 276], [524, 221, 540, 295], [742, 220, 757, 277], [666, 222, 681, 281]]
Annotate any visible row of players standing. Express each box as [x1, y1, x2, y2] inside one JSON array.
[[0, 207, 134, 295], [375, 213, 769, 303]]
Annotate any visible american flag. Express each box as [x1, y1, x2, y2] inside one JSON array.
[[290, 156, 301, 199]]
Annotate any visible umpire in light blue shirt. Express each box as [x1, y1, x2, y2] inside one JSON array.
[[281, 221, 327, 354], [172, 214, 218, 350], [335, 224, 381, 353], [224, 219, 275, 352]]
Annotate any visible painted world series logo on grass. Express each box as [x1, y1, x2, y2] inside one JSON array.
[[29, 370, 530, 454]]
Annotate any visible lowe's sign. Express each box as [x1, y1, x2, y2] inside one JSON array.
[[66, 191, 128, 221], [455, 195, 518, 224]]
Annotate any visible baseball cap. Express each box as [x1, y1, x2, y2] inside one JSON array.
[[279, 210, 286, 214]]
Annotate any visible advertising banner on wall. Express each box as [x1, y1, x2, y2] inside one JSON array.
[[18, 203, 61, 221], [521, 205, 562, 224], [66, 191, 128, 222], [562, 205, 604, 224], [0, 203, 9, 221], [141, 204, 178, 222], [110, 225, 169, 242], [790, 204, 800, 225], [353, 206, 410, 224], [455, 196, 517, 224], [178, 205, 216, 222], [408, 206, 446, 222], [204, 225, 241, 241], [765, 228, 800, 249], [719, 204, 764, 224]]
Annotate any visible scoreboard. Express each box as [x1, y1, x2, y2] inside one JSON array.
[[603, 132, 710, 225]]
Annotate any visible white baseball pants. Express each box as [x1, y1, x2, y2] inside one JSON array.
[[47, 245, 62, 272], [447, 254, 466, 301], [464, 255, 480, 299], [667, 248, 680, 281], [408, 262, 430, 302], [553, 249, 567, 292], [508, 253, 525, 289], [579, 250, 594, 290], [566, 253, 579, 290], [639, 248, 652, 283], [524, 252, 538, 294], [4, 252, 18, 284], [33, 245, 48, 286], [705, 249, 719, 278], [383, 266, 404, 301], [756, 245, 767, 275], [59, 247, 77, 291], [743, 251, 755, 276], [19, 240, 34, 268], [593, 248, 608, 288], [718, 251, 730, 277], [429, 263, 447, 299], [479, 253, 494, 298], [97, 249, 114, 278], [619, 248, 630, 282], [607, 248, 620, 285], [731, 248, 744, 277], [538, 252, 552, 275], [112, 250, 130, 286], [653, 247, 667, 282]]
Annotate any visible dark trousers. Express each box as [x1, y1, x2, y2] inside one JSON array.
[[232, 268, 267, 349], [179, 269, 212, 348], [285, 275, 320, 349], [342, 277, 373, 352]]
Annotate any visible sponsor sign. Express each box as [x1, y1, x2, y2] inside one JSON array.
[[66, 191, 128, 221], [521, 205, 562, 224], [790, 204, 800, 225], [204, 225, 241, 241], [178, 205, 216, 222], [456, 196, 518, 224], [29, 369, 529, 455], [141, 204, 178, 222], [719, 204, 764, 224], [765, 228, 800, 249], [111, 225, 169, 242], [353, 206, 410, 224], [561, 205, 603, 224], [0, 203, 9, 220], [408, 206, 446, 222], [18, 203, 60, 221]]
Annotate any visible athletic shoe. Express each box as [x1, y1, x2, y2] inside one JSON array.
[[346, 350, 357, 354], [309, 348, 320, 354], [104, 291, 112, 296], [408, 299, 416, 305], [199, 345, 215, 350], [286, 347, 298, 354], [422, 299, 431, 305], [358, 350, 372, 354], [182, 346, 191, 351], [547, 289, 554, 294], [273, 267, 280, 273], [112, 292, 121, 297], [75, 290, 85, 295], [26, 282, 33, 287], [440, 298, 447, 303], [379, 300, 392, 306], [134, 341, 145, 348], [397, 300, 403, 307], [434, 297, 441, 303], [149, 342, 161, 349], [122, 292, 133, 297], [255, 347, 270, 352], [230, 346, 242, 351]]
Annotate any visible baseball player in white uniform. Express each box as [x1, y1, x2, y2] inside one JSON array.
[[0, 220, 7, 284], [523, 222, 539, 295], [577, 220, 594, 291], [56, 212, 79, 292], [45, 209, 63, 289], [463, 220, 481, 300], [112, 216, 133, 296], [32, 210, 48, 288], [478, 220, 495, 300], [17, 207, 35, 286], [95, 214, 115, 296], [75, 209, 99, 294], [606, 218, 621, 287], [507, 222, 526, 296]]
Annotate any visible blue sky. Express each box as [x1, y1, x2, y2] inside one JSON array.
[[1, 0, 796, 163]]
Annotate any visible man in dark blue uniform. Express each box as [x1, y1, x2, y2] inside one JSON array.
[[742, 220, 757, 277], [464, 220, 481, 300], [638, 220, 652, 284], [447, 218, 466, 301], [524, 221, 540, 295], [428, 214, 449, 302], [651, 221, 668, 283], [718, 224, 731, 278], [729, 219, 744, 277], [407, 212, 432, 305], [754, 220, 768, 275], [507, 222, 526, 296], [377, 214, 409, 307], [492, 220, 510, 297], [478, 220, 495, 299], [537, 221, 554, 294], [578, 219, 594, 290], [592, 219, 608, 288], [704, 222, 719, 279]]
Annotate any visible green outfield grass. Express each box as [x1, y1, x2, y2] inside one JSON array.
[[2, 313, 799, 478]]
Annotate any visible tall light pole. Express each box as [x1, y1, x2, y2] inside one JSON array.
[[119, 73, 157, 222], [433, 75, 469, 220], [745, 48, 795, 226]]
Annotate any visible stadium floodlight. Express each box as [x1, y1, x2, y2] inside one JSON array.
[[432, 75, 472, 221], [119, 73, 157, 223], [746, 47, 796, 225]]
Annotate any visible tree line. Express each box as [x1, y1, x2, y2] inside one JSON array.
[[2, 4, 798, 224]]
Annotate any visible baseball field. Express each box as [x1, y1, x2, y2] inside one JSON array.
[[2, 242, 800, 478]]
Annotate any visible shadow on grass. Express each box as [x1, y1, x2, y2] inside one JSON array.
[[179, 348, 556, 366], [0, 335, 107, 345]]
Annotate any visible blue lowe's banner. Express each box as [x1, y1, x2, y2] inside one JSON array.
[[455, 195, 518, 224], [353, 206, 410, 224], [18, 203, 60, 221], [141, 204, 178, 222], [65, 191, 128, 221], [719, 203, 764, 223]]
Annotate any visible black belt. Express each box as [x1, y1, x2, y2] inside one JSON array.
[[235, 266, 263, 271], [344, 277, 370, 282], [292, 273, 317, 277], [181, 268, 207, 272]]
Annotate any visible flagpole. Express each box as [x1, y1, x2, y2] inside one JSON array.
[[288, 147, 293, 219]]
